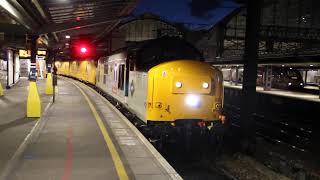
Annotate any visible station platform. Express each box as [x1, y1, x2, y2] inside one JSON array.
[[0, 77, 181, 180], [0, 78, 52, 175], [224, 81, 320, 103]]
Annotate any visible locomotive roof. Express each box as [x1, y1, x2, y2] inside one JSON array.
[[111, 37, 204, 71], [113, 37, 203, 55]]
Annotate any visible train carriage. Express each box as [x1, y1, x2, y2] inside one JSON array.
[[56, 60, 96, 84]]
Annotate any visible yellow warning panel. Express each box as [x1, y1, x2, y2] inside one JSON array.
[[27, 81, 41, 118], [45, 73, 53, 95], [0, 83, 3, 96]]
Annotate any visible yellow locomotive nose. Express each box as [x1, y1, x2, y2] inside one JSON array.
[[146, 60, 223, 122]]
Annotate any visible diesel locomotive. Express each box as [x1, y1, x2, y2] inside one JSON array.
[[55, 37, 225, 142]]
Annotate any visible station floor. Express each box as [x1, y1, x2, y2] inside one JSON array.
[[0, 77, 180, 180], [224, 81, 320, 102]]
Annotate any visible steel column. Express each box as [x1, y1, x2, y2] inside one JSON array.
[[304, 70, 308, 84], [264, 65, 272, 91], [235, 66, 239, 85], [46, 50, 54, 73], [240, 0, 261, 153], [6, 49, 9, 89], [29, 36, 38, 81], [229, 68, 233, 84], [12, 50, 15, 84]]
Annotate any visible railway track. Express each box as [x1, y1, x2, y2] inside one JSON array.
[[61, 76, 300, 180], [223, 103, 313, 153], [222, 102, 320, 180]]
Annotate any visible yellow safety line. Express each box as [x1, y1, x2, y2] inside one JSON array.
[[72, 81, 129, 180]]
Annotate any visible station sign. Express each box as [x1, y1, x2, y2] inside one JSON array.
[[19, 49, 47, 59], [37, 50, 46, 56], [19, 50, 31, 58]]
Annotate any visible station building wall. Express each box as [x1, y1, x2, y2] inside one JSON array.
[[0, 49, 21, 87]]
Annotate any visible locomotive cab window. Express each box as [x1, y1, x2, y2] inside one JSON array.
[[103, 74, 107, 84]]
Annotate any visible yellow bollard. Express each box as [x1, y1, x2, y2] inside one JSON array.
[[45, 73, 53, 95], [0, 83, 3, 96], [27, 81, 41, 118]]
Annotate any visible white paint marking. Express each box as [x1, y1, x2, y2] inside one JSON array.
[[119, 137, 137, 146], [110, 122, 124, 129], [113, 129, 129, 136]]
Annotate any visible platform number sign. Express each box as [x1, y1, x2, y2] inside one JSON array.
[[29, 63, 37, 81]]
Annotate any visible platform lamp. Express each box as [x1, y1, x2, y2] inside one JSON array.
[[27, 35, 41, 118]]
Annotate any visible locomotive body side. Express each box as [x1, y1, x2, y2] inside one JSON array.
[[96, 53, 149, 121]]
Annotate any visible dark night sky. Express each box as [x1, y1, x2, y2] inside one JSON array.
[[132, 0, 241, 30]]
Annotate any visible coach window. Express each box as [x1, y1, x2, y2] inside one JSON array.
[[104, 64, 108, 74], [86, 63, 90, 73], [97, 64, 100, 82], [114, 64, 117, 81], [129, 59, 135, 71], [118, 64, 125, 90], [128, 53, 136, 71]]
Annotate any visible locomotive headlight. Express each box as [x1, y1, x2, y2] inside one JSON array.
[[175, 81, 182, 88], [202, 82, 209, 89], [185, 94, 200, 108], [300, 83, 303, 86], [288, 82, 292, 86]]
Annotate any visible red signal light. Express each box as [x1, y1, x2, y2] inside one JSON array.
[[80, 47, 87, 53], [71, 39, 95, 59]]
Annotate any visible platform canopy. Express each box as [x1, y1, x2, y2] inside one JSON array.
[[0, 0, 138, 42]]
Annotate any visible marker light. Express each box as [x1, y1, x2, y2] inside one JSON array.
[[288, 82, 292, 86], [185, 94, 200, 108], [300, 83, 303, 86], [175, 81, 182, 88], [202, 82, 209, 89], [80, 47, 87, 53]]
